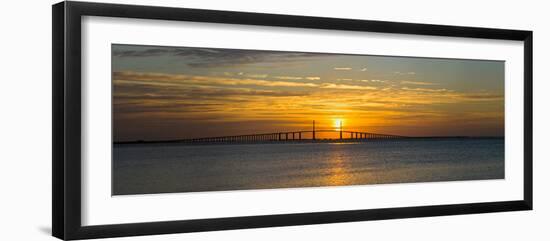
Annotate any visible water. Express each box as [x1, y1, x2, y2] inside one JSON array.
[[113, 138, 504, 195]]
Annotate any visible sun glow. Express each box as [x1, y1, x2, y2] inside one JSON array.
[[333, 119, 343, 131]]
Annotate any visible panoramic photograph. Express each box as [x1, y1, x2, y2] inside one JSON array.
[[112, 44, 505, 195]]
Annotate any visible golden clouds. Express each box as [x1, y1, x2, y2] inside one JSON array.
[[400, 80, 437, 86], [113, 71, 503, 136], [114, 71, 318, 88], [319, 83, 378, 90], [333, 67, 352, 71]]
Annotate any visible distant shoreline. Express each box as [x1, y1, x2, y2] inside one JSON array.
[[114, 136, 504, 146]]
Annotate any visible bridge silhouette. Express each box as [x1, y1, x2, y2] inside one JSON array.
[[181, 120, 407, 144]]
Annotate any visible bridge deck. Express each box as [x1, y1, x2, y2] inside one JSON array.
[[182, 130, 407, 143]]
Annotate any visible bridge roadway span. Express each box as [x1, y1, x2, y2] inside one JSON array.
[[181, 130, 407, 143]]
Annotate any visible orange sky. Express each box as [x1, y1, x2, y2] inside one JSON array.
[[112, 44, 504, 141]]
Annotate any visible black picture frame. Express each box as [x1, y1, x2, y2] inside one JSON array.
[[52, 1, 533, 240]]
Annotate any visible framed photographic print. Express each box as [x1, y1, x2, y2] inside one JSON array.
[[52, 1, 533, 240]]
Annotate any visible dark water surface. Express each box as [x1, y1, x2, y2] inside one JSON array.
[[113, 138, 504, 195]]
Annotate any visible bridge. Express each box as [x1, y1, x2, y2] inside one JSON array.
[[180, 120, 407, 144]]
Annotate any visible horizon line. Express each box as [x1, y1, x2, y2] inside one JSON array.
[[114, 135, 505, 145]]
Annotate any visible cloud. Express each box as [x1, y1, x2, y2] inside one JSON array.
[[114, 71, 391, 96], [351, 79, 390, 83], [333, 67, 352, 71], [112, 48, 175, 57], [226, 73, 320, 81], [394, 71, 417, 75], [274, 76, 304, 80], [305, 77, 321, 81], [119, 88, 309, 100], [370, 80, 385, 83], [401, 87, 449, 93], [400, 80, 437, 86], [320, 83, 378, 90], [360, 68, 368, 72], [116, 72, 478, 103], [113, 71, 318, 89], [246, 74, 269, 78], [113, 44, 331, 68], [113, 69, 504, 140]]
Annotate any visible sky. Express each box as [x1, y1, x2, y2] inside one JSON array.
[[112, 44, 504, 142]]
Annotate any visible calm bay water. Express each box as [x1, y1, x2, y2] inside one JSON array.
[[113, 138, 504, 195]]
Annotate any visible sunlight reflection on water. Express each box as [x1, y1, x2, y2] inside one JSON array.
[[113, 138, 504, 195]]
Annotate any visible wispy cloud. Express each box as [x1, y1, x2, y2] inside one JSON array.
[[113, 44, 331, 68], [274, 76, 304, 80], [394, 71, 417, 75], [113, 70, 504, 140], [401, 87, 449, 93], [246, 74, 269, 78], [305, 77, 321, 81], [113, 71, 318, 88], [400, 80, 437, 86], [320, 83, 378, 90]]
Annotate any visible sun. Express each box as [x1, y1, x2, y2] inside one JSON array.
[[333, 119, 343, 130]]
